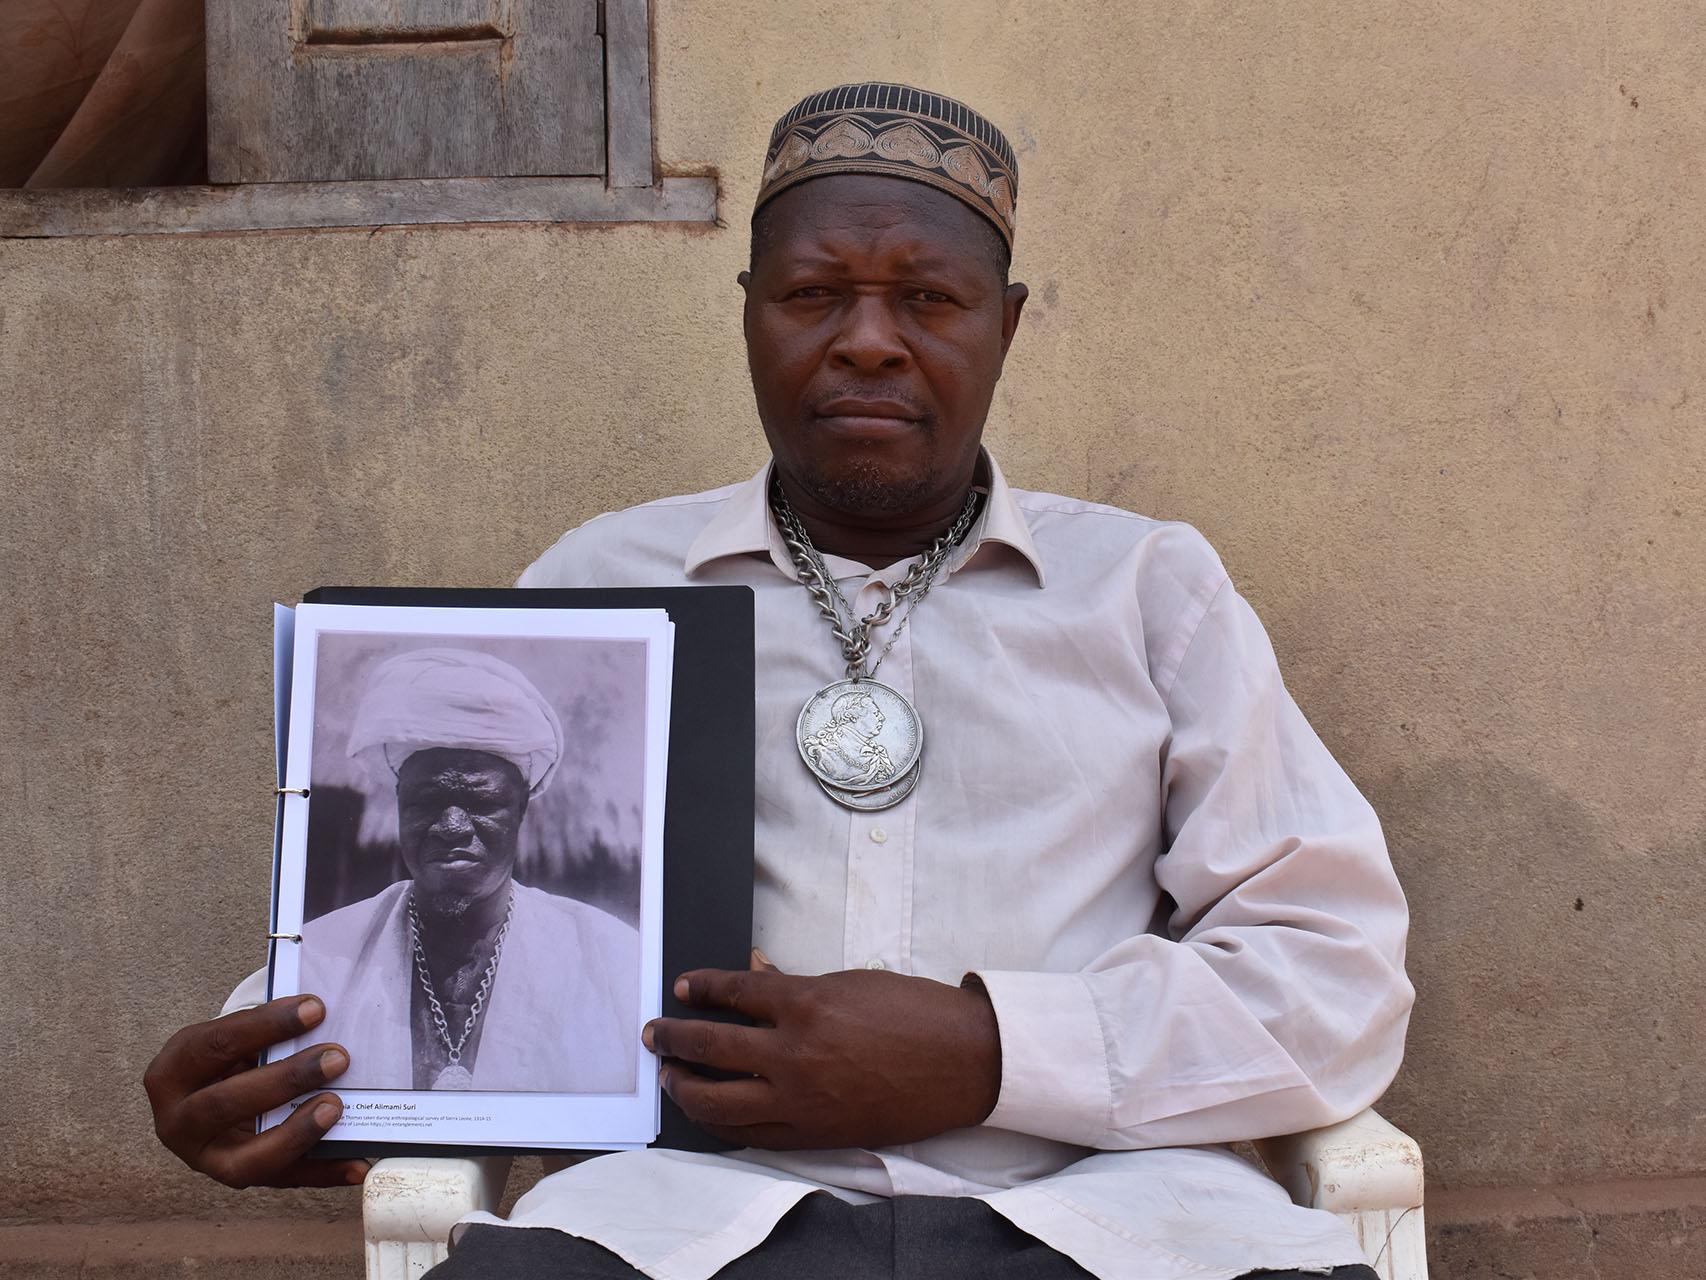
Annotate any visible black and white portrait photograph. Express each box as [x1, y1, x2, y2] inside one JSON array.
[[265, 603, 672, 1148]]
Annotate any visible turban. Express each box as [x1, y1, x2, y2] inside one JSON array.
[[346, 647, 564, 798], [755, 82, 1019, 249]]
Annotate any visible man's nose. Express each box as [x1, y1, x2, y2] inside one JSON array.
[[429, 805, 475, 840], [827, 294, 910, 373]]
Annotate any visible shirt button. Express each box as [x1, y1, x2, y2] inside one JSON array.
[[869, 827, 888, 844], [865, 958, 887, 970]]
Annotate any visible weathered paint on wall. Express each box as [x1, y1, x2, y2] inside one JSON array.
[[2, 0, 1702, 1250]]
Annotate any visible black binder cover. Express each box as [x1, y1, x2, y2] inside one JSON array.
[[298, 584, 754, 1157]]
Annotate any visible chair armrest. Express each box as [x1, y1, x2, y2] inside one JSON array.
[[363, 1156, 512, 1280], [1254, 1108, 1423, 1214]]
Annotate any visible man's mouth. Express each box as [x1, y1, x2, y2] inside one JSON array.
[[814, 397, 922, 431], [427, 848, 483, 871]]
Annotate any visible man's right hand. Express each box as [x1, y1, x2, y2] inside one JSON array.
[[143, 994, 368, 1189]]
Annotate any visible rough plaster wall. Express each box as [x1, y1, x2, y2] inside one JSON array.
[[1, 0, 1702, 1226]]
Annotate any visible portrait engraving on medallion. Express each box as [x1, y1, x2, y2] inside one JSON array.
[[819, 759, 922, 812], [796, 680, 922, 793]]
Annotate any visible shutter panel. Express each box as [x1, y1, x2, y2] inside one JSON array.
[[207, 0, 605, 183]]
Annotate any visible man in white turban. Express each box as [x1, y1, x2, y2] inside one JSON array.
[[299, 646, 640, 1094]]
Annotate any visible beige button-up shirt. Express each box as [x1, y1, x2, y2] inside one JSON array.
[[235, 453, 1412, 1279]]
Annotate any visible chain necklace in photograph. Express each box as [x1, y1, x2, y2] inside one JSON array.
[[771, 478, 982, 811], [408, 887, 514, 1090]]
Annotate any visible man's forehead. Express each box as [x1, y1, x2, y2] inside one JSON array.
[[823, 194, 926, 228], [400, 748, 520, 786], [760, 175, 996, 267]]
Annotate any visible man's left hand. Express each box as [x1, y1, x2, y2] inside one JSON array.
[[644, 965, 1001, 1150]]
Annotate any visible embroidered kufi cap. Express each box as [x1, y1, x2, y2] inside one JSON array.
[[756, 82, 1019, 249], [347, 647, 564, 798]]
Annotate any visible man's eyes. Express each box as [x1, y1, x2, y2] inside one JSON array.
[[403, 799, 506, 818], [780, 286, 957, 304]]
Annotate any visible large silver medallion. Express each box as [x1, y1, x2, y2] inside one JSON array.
[[819, 760, 921, 811], [796, 679, 923, 794]]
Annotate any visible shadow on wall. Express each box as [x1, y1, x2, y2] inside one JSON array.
[[1370, 756, 1706, 1188], [303, 784, 641, 928], [1, 0, 206, 187]]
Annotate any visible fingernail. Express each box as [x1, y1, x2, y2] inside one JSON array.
[[658, 1067, 671, 1093], [674, 977, 690, 1001], [297, 996, 325, 1029], [320, 1048, 349, 1077], [641, 1024, 655, 1051], [313, 1100, 341, 1128], [752, 948, 773, 968]]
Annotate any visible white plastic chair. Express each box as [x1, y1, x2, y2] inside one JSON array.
[[362, 1155, 511, 1279], [1255, 1109, 1428, 1280], [363, 1108, 1427, 1279]]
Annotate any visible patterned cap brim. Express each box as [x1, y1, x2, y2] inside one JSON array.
[[756, 83, 1018, 249]]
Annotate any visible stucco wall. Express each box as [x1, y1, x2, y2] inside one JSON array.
[[2, 0, 1702, 1256]]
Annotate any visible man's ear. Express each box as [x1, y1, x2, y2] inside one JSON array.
[[739, 269, 757, 343], [999, 281, 1029, 355]]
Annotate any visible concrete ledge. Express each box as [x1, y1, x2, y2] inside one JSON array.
[[0, 175, 719, 238], [1429, 1175, 1706, 1279], [0, 1219, 363, 1279]]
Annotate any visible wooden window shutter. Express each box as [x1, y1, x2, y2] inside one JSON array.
[[207, 0, 611, 183]]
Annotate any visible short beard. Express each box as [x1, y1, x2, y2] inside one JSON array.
[[415, 890, 475, 926], [795, 452, 943, 518]]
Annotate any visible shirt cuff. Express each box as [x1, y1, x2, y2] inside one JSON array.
[[221, 966, 269, 1016], [970, 969, 1111, 1147]]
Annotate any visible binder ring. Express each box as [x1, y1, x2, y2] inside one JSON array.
[[268, 931, 303, 942], [276, 786, 310, 797]]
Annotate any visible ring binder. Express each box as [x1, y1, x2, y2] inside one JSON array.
[[268, 931, 303, 942], [276, 786, 310, 797]]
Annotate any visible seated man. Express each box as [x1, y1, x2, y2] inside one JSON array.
[[144, 83, 1410, 1279], [301, 646, 638, 1094]]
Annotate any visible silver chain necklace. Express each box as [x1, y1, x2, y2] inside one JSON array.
[[772, 479, 982, 811], [408, 887, 514, 1090]]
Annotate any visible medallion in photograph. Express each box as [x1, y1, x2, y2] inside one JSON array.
[[410, 888, 512, 1091], [432, 1063, 475, 1090]]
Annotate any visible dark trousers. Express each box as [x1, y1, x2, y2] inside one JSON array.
[[425, 1193, 1382, 1280]]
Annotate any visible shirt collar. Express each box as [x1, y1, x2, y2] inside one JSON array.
[[683, 450, 1047, 588]]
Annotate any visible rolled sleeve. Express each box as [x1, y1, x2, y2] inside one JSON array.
[[973, 566, 1412, 1151], [221, 966, 269, 1016]]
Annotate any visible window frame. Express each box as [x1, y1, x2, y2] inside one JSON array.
[[0, 0, 715, 238]]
